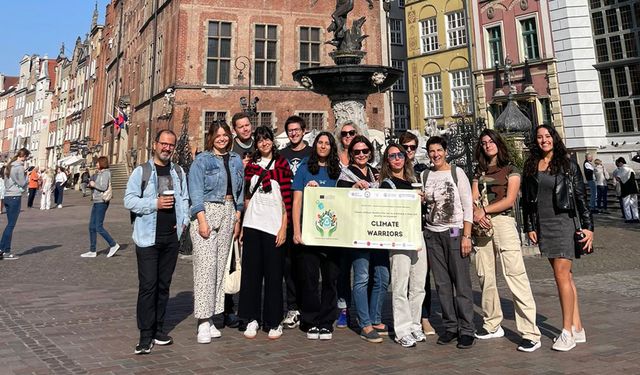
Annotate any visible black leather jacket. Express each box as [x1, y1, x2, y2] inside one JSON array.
[[521, 159, 593, 233]]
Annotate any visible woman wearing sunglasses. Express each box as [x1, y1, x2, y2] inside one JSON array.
[[379, 143, 428, 348], [336, 135, 389, 343]]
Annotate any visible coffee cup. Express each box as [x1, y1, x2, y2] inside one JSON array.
[[411, 183, 423, 191], [162, 190, 175, 196]]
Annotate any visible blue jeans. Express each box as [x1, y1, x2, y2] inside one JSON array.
[[588, 180, 597, 210], [89, 202, 116, 252], [351, 250, 389, 328], [1, 196, 22, 254], [596, 185, 608, 210]]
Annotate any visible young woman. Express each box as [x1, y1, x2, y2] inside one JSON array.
[[292, 131, 341, 340], [336, 135, 388, 343], [0, 148, 30, 260], [40, 168, 54, 210], [471, 129, 541, 352], [82, 157, 120, 258], [239, 126, 293, 340], [379, 143, 428, 348], [593, 159, 609, 214], [188, 120, 244, 344], [54, 166, 68, 208], [522, 125, 593, 352]]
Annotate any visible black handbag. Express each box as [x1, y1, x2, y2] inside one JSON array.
[[567, 172, 592, 258]]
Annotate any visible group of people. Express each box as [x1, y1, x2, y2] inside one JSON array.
[[21, 165, 69, 210], [122, 112, 595, 356]]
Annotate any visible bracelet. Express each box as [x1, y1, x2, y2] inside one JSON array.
[[462, 234, 472, 240]]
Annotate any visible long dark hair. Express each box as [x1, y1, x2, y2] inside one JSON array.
[[347, 135, 374, 164], [4, 148, 30, 178], [379, 143, 415, 183], [308, 131, 340, 179], [251, 126, 279, 162], [523, 124, 570, 176], [205, 120, 233, 152], [474, 129, 511, 172]]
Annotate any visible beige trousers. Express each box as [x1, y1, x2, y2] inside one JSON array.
[[474, 215, 541, 341]]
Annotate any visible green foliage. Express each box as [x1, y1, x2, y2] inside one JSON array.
[[505, 136, 525, 170]]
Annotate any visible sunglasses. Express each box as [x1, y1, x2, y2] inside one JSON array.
[[352, 148, 370, 156], [341, 130, 356, 137], [387, 152, 406, 161], [402, 144, 417, 151]]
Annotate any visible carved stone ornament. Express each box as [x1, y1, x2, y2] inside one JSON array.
[[487, 7, 495, 19], [333, 100, 369, 137], [408, 10, 416, 24], [300, 76, 313, 89], [520, 0, 528, 11], [371, 72, 387, 86]]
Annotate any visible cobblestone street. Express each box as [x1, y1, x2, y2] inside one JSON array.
[[1, 190, 639, 374]]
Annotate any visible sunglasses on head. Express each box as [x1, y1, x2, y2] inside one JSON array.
[[401, 144, 417, 151], [387, 152, 406, 161], [352, 148, 370, 156], [341, 130, 356, 137]]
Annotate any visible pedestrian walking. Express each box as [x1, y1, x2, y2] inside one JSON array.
[[54, 166, 67, 208], [583, 153, 597, 213], [379, 143, 427, 349], [188, 120, 244, 344], [471, 129, 541, 353], [594, 159, 610, 214], [239, 126, 292, 340], [27, 166, 40, 208], [422, 136, 476, 350], [80, 168, 91, 197], [0, 148, 30, 260], [40, 168, 54, 210], [81, 157, 120, 258], [0, 166, 5, 215], [125, 129, 190, 354], [613, 157, 639, 223], [522, 124, 593, 352]]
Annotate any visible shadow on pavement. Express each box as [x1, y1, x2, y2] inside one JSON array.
[[19, 244, 62, 256], [165, 291, 194, 333]]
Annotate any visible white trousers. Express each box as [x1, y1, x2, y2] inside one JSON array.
[[390, 244, 428, 339], [622, 194, 639, 220], [40, 188, 53, 210]]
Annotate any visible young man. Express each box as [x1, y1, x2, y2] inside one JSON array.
[[422, 136, 476, 349], [278, 116, 312, 329], [583, 153, 597, 213], [231, 112, 255, 166], [124, 129, 190, 354]]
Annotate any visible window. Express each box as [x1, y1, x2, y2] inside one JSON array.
[[450, 70, 471, 110], [423, 74, 443, 117], [630, 64, 640, 94], [446, 11, 467, 48], [206, 21, 231, 85], [592, 12, 605, 35], [540, 98, 552, 125], [590, 0, 601, 9], [297, 112, 324, 131], [610, 35, 623, 60], [620, 101, 635, 132], [520, 18, 540, 60], [390, 19, 404, 45], [392, 59, 405, 91], [397, 0, 405, 7], [595, 39, 609, 62], [420, 18, 438, 53], [204, 111, 227, 129], [255, 25, 278, 86], [615, 67, 628, 96], [620, 5, 633, 29], [601, 69, 614, 98], [300, 27, 321, 68], [249, 111, 273, 128], [391, 103, 408, 131], [624, 33, 638, 57], [606, 9, 619, 32], [487, 26, 503, 66]]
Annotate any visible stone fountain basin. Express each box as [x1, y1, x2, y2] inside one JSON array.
[[292, 65, 403, 98]]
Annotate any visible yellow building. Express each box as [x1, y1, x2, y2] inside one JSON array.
[[405, 0, 473, 132]]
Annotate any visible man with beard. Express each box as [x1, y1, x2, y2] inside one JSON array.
[[125, 129, 190, 354]]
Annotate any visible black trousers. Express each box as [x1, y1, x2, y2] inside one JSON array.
[[54, 183, 64, 205], [238, 227, 285, 329], [284, 228, 301, 311], [136, 233, 179, 339], [299, 246, 340, 331], [27, 188, 37, 208]]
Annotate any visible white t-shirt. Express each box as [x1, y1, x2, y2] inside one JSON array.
[[242, 158, 284, 236], [423, 167, 473, 233]]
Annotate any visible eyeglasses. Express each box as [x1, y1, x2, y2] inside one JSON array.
[[341, 130, 356, 138], [157, 142, 176, 149], [387, 152, 406, 161], [402, 144, 417, 151], [287, 128, 302, 134], [352, 148, 370, 156]]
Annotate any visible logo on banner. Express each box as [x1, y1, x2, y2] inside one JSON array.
[[315, 200, 337, 237]]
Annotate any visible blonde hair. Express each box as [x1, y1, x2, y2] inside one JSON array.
[[334, 121, 362, 152]]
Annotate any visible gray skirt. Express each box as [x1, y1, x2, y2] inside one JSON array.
[[537, 171, 576, 260]]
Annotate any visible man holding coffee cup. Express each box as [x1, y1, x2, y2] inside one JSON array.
[[124, 129, 189, 355]]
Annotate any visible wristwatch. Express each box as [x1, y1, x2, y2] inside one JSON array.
[[462, 234, 472, 240]]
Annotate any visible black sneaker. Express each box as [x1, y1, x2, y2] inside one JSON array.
[[134, 338, 154, 355], [437, 331, 458, 345], [456, 335, 475, 349], [517, 339, 541, 352], [154, 332, 173, 346]]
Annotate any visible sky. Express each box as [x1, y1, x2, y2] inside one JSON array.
[[0, 0, 111, 76]]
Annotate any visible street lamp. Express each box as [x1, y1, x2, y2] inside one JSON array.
[[234, 55, 259, 117]]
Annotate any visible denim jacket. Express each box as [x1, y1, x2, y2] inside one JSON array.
[[188, 151, 244, 217], [124, 161, 190, 247]]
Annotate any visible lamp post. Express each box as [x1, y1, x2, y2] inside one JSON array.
[[234, 55, 259, 117]]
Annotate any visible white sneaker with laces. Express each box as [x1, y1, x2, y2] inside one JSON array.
[[552, 329, 576, 351], [282, 310, 300, 329], [395, 334, 417, 348], [475, 325, 505, 340], [412, 330, 427, 342], [209, 321, 222, 338], [80, 251, 97, 258], [268, 325, 283, 340], [197, 321, 211, 344], [572, 326, 586, 343], [244, 320, 259, 339], [107, 243, 120, 258]]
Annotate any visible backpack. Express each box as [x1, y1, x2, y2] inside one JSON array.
[[130, 162, 184, 224], [420, 165, 458, 188]]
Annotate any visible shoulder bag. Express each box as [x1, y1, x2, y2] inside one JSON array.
[[223, 239, 242, 294]]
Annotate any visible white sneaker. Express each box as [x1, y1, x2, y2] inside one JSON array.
[[395, 334, 417, 348], [572, 326, 586, 343], [268, 325, 283, 340], [552, 329, 576, 352], [412, 330, 427, 342], [107, 243, 120, 258], [80, 251, 97, 258], [197, 321, 212, 344], [57, 204, 62, 208], [475, 325, 505, 340], [319, 328, 332, 340], [307, 327, 320, 340], [282, 310, 300, 329], [209, 321, 222, 339], [244, 320, 259, 339]]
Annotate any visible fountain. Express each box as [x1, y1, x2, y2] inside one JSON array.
[[292, 0, 402, 137]]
